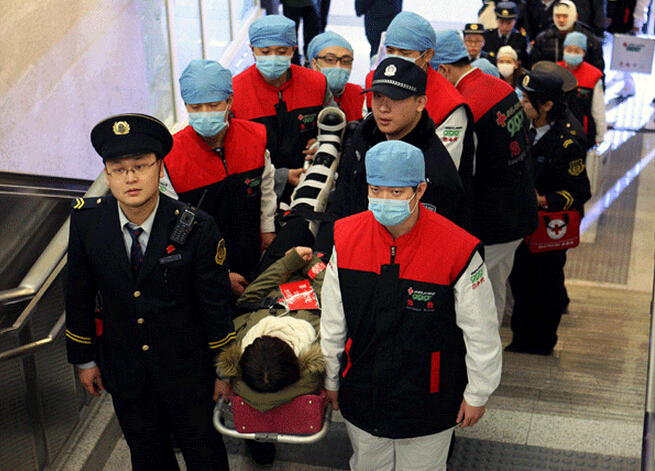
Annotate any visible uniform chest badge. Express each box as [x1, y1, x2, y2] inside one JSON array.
[[568, 158, 585, 176], [215, 238, 227, 265]]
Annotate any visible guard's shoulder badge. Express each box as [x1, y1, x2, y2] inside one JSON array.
[[215, 238, 227, 265], [563, 138, 575, 149], [568, 158, 585, 176], [71, 197, 104, 210]]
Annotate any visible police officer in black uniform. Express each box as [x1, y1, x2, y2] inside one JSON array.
[[483, 1, 532, 67], [508, 71, 591, 355], [463, 23, 490, 61], [66, 113, 236, 471]]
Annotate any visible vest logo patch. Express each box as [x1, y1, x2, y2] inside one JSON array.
[[568, 158, 584, 176], [471, 263, 485, 290], [406, 287, 436, 311]]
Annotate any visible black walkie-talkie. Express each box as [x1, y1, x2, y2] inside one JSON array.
[[170, 189, 207, 245]]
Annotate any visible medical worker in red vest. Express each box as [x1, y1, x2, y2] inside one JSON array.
[[557, 31, 606, 150], [364, 11, 476, 198], [232, 15, 333, 204], [321, 140, 502, 471], [432, 29, 538, 326], [307, 31, 365, 122], [164, 60, 276, 296]]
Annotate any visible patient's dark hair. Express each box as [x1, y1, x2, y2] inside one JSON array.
[[240, 336, 301, 392]]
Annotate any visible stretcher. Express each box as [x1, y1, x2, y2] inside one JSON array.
[[213, 390, 332, 444]]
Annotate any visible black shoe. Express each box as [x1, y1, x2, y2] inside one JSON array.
[[246, 440, 276, 467]]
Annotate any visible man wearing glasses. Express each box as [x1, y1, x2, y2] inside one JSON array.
[[307, 31, 365, 122], [66, 113, 235, 471]]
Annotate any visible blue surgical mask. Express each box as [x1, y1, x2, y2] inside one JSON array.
[[320, 66, 351, 94], [189, 111, 228, 137], [563, 52, 583, 67], [368, 193, 417, 227], [255, 55, 292, 80]]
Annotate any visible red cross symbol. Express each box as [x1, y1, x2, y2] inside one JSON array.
[[496, 111, 507, 127], [551, 223, 564, 235]]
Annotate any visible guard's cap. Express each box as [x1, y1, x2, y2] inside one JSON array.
[[532, 61, 578, 92], [91, 114, 173, 161], [179, 60, 233, 105], [362, 57, 427, 100], [497, 45, 518, 61], [518, 69, 564, 100], [249, 15, 297, 48], [472, 58, 501, 77], [307, 31, 353, 61], [431, 30, 469, 68], [366, 141, 425, 187], [495, 1, 518, 19], [385, 11, 436, 51], [463, 23, 485, 35], [563, 31, 587, 50]]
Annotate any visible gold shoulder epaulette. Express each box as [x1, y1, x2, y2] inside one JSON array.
[[71, 197, 104, 210]]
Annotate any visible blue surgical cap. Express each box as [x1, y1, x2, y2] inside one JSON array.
[[430, 29, 469, 68], [179, 60, 233, 104], [366, 141, 425, 187], [385, 11, 436, 52], [249, 15, 297, 48], [307, 31, 353, 61], [564, 31, 587, 50], [472, 58, 501, 78]]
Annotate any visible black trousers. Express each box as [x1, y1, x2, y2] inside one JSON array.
[[509, 242, 568, 353], [112, 385, 229, 471], [283, 4, 321, 62]]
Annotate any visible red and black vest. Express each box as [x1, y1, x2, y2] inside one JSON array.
[[558, 60, 603, 149], [334, 82, 365, 122], [165, 119, 266, 277], [334, 209, 481, 438], [232, 64, 327, 201], [457, 68, 538, 245]]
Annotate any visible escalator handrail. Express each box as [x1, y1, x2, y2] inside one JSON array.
[[0, 173, 108, 311], [0, 312, 66, 363]]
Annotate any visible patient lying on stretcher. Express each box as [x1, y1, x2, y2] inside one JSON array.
[[216, 246, 326, 412]]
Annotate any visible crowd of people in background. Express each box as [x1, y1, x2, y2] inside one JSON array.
[[66, 1, 655, 469]]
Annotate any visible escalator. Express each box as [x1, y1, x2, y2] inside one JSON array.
[[0, 172, 95, 471]]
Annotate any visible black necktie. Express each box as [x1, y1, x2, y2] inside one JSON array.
[[126, 226, 144, 278], [501, 35, 508, 46], [529, 127, 537, 146]]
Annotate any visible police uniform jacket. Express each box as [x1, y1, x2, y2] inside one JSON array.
[[483, 28, 532, 68], [524, 0, 556, 41], [531, 24, 605, 73], [231, 64, 331, 202], [165, 119, 273, 278], [456, 67, 538, 245], [66, 193, 236, 404], [531, 119, 592, 215], [321, 208, 502, 438]]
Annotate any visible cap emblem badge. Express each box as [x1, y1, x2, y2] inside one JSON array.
[[112, 121, 130, 135], [522, 75, 530, 87], [384, 64, 397, 76], [471, 24, 479, 30], [502, 9, 509, 15]]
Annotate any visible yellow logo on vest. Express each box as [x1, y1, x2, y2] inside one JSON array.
[[215, 238, 227, 265], [568, 159, 585, 176]]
